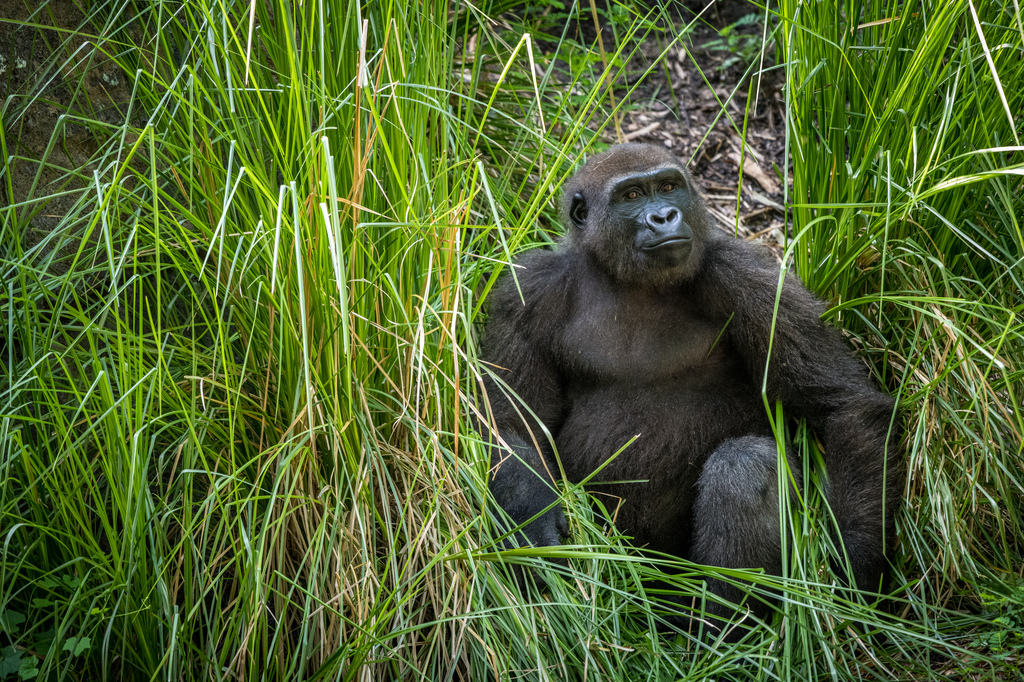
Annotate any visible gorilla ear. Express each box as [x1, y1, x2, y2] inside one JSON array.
[[570, 193, 588, 228]]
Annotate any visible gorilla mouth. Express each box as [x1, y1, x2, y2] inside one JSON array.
[[642, 237, 691, 251]]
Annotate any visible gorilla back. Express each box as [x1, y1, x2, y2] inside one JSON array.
[[480, 143, 900, 623]]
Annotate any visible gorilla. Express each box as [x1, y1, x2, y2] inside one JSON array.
[[479, 143, 900, 629]]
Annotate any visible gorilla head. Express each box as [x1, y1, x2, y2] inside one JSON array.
[[561, 143, 714, 288]]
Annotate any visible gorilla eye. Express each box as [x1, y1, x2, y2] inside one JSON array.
[[625, 189, 642, 200], [662, 182, 676, 192]]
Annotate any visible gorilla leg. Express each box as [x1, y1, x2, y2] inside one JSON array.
[[691, 436, 802, 631]]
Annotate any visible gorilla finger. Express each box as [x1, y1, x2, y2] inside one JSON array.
[[526, 523, 558, 547], [554, 507, 569, 537]]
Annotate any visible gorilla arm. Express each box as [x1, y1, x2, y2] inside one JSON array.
[[479, 256, 570, 547], [699, 239, 901, 593]]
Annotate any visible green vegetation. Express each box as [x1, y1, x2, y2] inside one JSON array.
[[1, 0, 1022, 679], [702, 13, 764, 71]]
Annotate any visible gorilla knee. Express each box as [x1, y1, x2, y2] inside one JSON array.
[[692, 436, 800, 571], [688, 437, 802, 634], [697, 437, 797, 515]]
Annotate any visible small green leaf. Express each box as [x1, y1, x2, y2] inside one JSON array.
[[62, 636, 90, 657], [0, 609, 26, 634], [37, 578, 58, 590], [33, 629, 55, 647], [17, 657, 39, 680], [0, 646, 22, 676], [31, 599, 53, 609]]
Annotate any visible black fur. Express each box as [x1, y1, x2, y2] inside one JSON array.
[[480, 144, 901, 627]]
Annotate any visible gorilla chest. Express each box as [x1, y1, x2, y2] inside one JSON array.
[[559, 288, 727, 382]]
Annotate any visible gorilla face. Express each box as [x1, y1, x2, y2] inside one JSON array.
[[562, 145, 712, 288]]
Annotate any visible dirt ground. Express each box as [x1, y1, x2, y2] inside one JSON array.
[[1, 1, 135, 250]]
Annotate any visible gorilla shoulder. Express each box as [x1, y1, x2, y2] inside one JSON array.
[[487, 247, 582, 323]]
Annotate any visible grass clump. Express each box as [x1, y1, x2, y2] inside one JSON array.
[[778, 0, 1024, 676], [0, 0, 1022, 680]]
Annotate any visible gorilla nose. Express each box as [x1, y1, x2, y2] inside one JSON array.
[[646, 208, 680, 229], [643, 208, 691, 250]]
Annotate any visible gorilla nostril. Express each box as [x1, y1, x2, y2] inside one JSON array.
[[667, 209, 679, 222]]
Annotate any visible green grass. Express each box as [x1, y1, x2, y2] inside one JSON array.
[[1, 0, 1022, 679]]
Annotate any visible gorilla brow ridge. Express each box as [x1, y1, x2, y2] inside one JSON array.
[[603, 165, 687, 193]]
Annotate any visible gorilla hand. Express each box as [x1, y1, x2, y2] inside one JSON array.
[[521, 500, 569, 548], [488, 438, 568, 548]]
